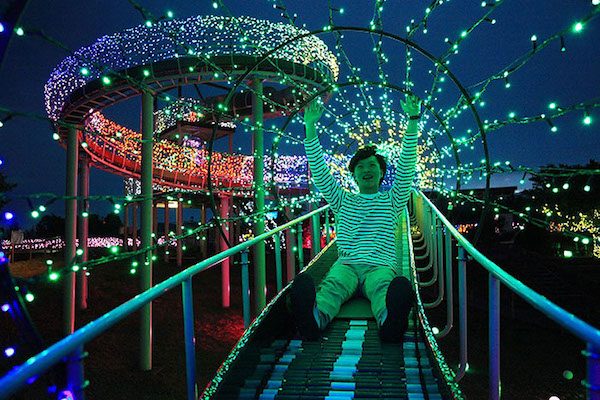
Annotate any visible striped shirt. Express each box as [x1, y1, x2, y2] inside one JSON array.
[[304, 132, 418, 268]]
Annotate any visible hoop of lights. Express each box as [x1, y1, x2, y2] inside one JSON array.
[[215, 26, 492, 240]]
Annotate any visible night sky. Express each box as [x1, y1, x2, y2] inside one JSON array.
[[0, 0, 599, 228]]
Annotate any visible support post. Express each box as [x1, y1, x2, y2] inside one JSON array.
[[77, 158, 90, 310], [182, 278, 198, 400], [219, 194, 231, 308], [176, 200, 183, 268], [456, 246, 468, 381], [140, 90, 154, 371], [163, 201, 170, 262], [285, 226, 296, 283], [64, 126, 84, 399], [274, 232, 282, 292], [311, 208, 321, 258], [489, 274, 501, 400], [297, 222, 304, 271], [585, 344, 600, 400], [241, 249, 251, 328], [252, 79, 266, 313]]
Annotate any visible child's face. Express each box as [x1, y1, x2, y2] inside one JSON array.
[[353, 155, 383, 194]]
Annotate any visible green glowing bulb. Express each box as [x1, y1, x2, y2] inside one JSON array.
[[145, 20, 153, 28], [551, 126, 558, 133], [584, 184, 591, 192], [31, 210, 40, 218], [582, 238, 590, 245], [574, 237, 580, 242], [15, 27, 25, 36], [143, 69, 150, 77], [132, 261, 139, 267], [508, 112, 516, 119], [80, 67, 90, 76], [563, 370, 574, 380], [110, 246, 119, 254], [573, 22, 583, 32], [212, 1, 218, 8], [46, 259, 54, 266], [81, 142, 88, 148], [52, 133, 60, 140], [82, 211, 89, 218], [25, 293, 35, 302], [563, 250, 573, 258], [72, 265, 80, 272], [549, 102, 557, 110], [166, 10, 174, 18], [583, 115, 592, 125], [102, 76, 111, 85], [130, 268, 137, 275], [552, 187, 559, 193], [49, 272, 59, 281], [38, 205, 46, 212], [461, 30, 467, 38], [562, 183, 569, 190], [76, 249, 84, 256]]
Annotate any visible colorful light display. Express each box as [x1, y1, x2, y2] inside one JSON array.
[[44, 15, 339, 121]]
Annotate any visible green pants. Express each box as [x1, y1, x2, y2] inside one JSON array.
[[315, 258, 399, 329]]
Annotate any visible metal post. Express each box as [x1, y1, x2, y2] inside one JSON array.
[[140, 90, 154, 371], [297, 222, 304, 271], [274, 232, 283, 293], [182, 278, 198, 400], [324, 209, 331, 245], [311, 208, 321, 257], [64, 127, 78, 334], [219, 194, 231, 308], [456, 246, 468, 381], [77, 158, 90, 310], [176, 200, 183, 268], [585, 344, 600, 400], [64, 126, 84, 399], [285, 225, 296, 283], [163, 201, 170, 262], [437, 233, 454, 338], [489, 274, 501, 400], [252, 79, 266, 313], [241, 250, 251, 328]]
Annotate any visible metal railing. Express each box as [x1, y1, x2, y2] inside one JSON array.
[[412, 190, 600, 400], [0, 205, 331, 400]]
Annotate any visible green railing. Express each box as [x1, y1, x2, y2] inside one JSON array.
[[411, 190, 600, 400], [0, 205, 331, 400]]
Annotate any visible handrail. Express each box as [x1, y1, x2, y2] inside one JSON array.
[[0, 204, 330, 399], [415, 189, 600, 349]]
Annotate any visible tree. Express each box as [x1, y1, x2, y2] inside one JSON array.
[[0, 171, 16, 211]]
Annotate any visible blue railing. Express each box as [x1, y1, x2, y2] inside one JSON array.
[[412, 190, 600, 400], [0, 205, 331, 400]]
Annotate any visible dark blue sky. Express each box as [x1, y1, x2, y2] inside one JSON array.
[[1, 0, 599, 227]]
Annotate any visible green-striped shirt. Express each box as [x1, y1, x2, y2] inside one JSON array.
[[304, 132, 418, 268]]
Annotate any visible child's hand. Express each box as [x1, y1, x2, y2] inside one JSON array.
[[303, 99, 324, 126]]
